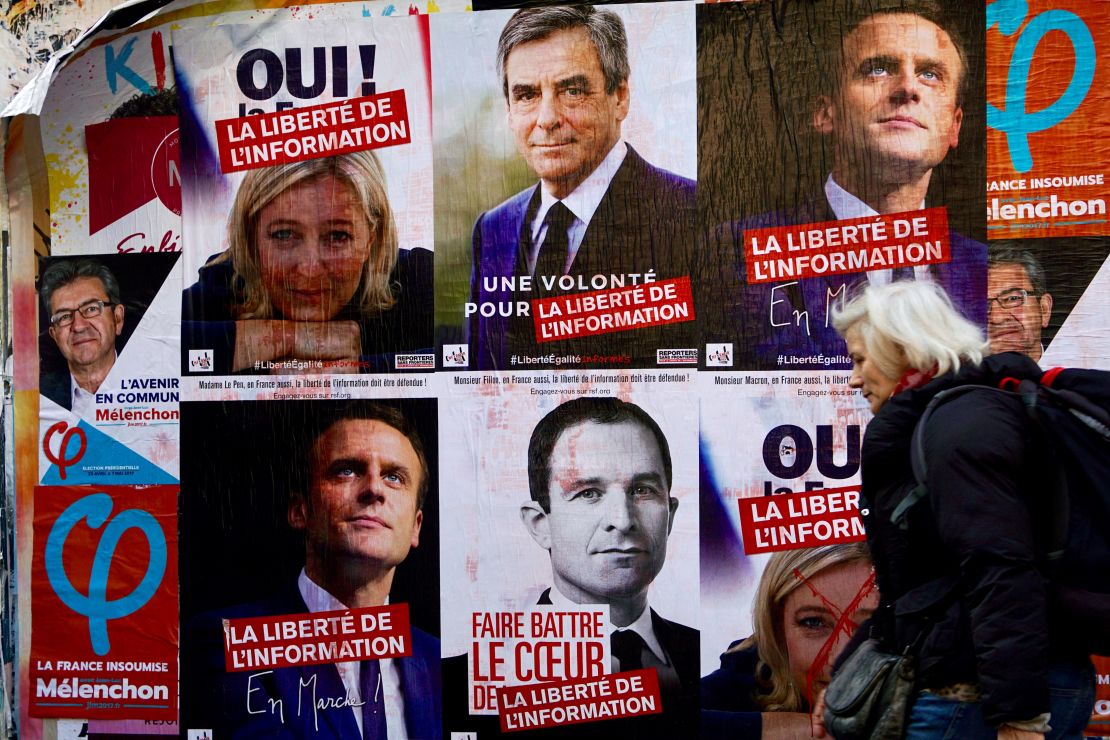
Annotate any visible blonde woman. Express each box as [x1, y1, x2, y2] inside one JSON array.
[[182, 151, 432, 373], [813, 281, 1095, 740], [702, 543, 876, 738]]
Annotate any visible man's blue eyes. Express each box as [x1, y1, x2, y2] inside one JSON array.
[[331, 468, 402, 483], [864, 64, 940, 81]]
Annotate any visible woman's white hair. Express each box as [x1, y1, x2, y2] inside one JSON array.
[[831, 281, 988, 378]]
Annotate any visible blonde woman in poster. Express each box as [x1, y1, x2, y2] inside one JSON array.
[[701, 544, 876, 738], [181, 151, 432, 374]]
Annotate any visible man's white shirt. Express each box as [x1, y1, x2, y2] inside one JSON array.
[[546, 584, 667, 671], [298, 570, 408, 738], [526, 141, 629, 276], [825, 174, 933, 286], [68, 350, 116, 417]]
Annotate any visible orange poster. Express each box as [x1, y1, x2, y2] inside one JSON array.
[[987, 0, 1110, 238]]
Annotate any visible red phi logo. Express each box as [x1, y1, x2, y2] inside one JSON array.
[[43, 421, 87, 480]]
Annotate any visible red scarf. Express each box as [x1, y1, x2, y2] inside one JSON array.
[[891, 366, 936, 397]]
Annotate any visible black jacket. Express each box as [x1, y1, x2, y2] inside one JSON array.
[[859, 352, 1081, 725]]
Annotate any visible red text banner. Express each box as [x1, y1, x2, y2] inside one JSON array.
[[222, 602, 411, 672], [744, 208, 951, 284], [30, 485, 178, 720], [532, 277, 695, 343], [215, 90, 410, 173], [738, 485, 866, 554], [468, 607, 609, 715], [498, 669, 662, 732]]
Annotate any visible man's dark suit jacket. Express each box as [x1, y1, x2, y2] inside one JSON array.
[[699, 196, 987, 370], [442, 588, 698, 738], [182, 580, 442, 739], [467, 145, 696, 370]]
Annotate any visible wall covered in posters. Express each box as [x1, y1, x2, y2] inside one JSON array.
[[3, 0, 1110, 738]]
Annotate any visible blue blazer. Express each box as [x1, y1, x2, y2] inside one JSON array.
[[699, 197, 987, 370], [182, 580, 442, 739], [467, 146, 696, 370]]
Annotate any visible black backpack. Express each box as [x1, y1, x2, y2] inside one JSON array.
[[898, 366, 1110, 656]]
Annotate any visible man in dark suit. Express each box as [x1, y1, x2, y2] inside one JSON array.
[[443, 398, 697, 738], [183, 404, 441, 739], [702, 0, 986, 369], [39, 258, 125, 412], [467, 6, 696, 370]]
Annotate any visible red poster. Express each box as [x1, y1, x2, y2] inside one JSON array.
[[86, 116, 181, 235], [1090, 655, 1110, 736], [30, 485, 178, 719]]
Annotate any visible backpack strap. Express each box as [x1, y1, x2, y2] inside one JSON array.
[[900, 379, 1079, 568], [895, 386, 990, 529], [896, 382, 1038, 530], [1041, 366, 1065, 388]]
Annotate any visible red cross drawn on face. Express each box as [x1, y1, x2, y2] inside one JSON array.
[[792, 566, 879, 707]]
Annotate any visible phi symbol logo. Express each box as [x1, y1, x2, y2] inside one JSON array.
[[45, 493, 167, 655], [987, 0, 1095, 173], [43, 421, 87, 480]]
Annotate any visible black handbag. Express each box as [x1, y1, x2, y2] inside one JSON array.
[[822, 637, 916, 740]]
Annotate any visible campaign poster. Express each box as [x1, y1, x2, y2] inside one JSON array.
[[439, 376, 698, 736], [699, 373, 873, 723], [697, 0, 987, 371], [33, 0, 454, 257], [85, 113, 181, 257], [29, 485, 178, 720], [987, 238, 1110, 370], [432, 4, 698, 372], [174, 14, 435, 387], [36, 27, 181, 258], [37, 253, 181, 485], [178, 398, 440, 738], [986, 0, 1110, 238]]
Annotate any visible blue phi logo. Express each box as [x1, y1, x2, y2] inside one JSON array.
[[987, 0, 1096, 173], [44, 493, 168, 656], [990, 0, 1101, 174]]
